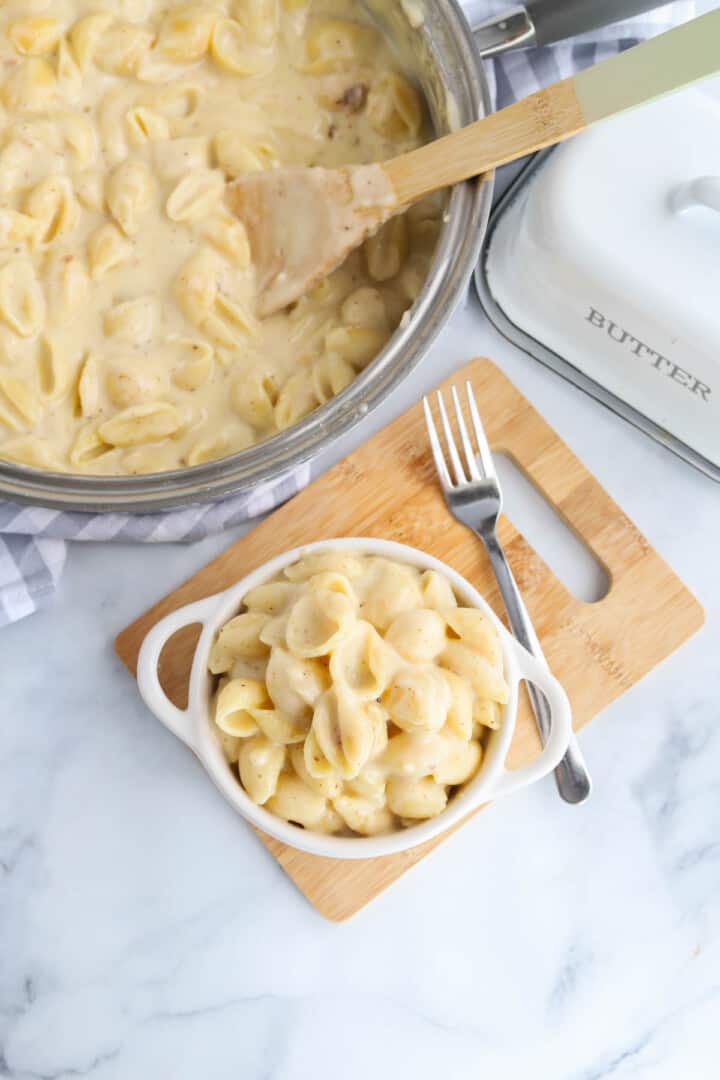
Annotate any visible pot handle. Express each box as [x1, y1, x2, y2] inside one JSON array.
[[527, 0, 671, 48], [466, 0, 671, 57], [485, 644, 573, 800], [137, 595, 219, 751]]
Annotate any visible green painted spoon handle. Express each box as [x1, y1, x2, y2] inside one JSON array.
[[576, 7, 720, 122], [385, 10, 720, 205]]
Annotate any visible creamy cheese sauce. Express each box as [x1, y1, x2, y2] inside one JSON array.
[[400, 0, 425, 30], [0, 0, 437, 475]]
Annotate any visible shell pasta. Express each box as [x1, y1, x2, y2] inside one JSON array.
[[209, 552, 508, 837], [0, 0, 437, 475]]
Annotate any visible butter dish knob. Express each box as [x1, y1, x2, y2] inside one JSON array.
[[669, 176, 720, 216]]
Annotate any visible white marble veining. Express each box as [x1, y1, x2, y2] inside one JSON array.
[[3, 79, 720, 1080]]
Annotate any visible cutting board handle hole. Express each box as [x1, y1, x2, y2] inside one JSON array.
[[156, 623, 202, 711], [494, 452, 609, 603]]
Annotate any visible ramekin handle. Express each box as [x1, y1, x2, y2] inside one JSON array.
[[487, 645, 573, 799], [137, 595, 219, 750]]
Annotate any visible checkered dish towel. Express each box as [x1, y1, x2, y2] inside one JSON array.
[[0, 1, 695, 625]]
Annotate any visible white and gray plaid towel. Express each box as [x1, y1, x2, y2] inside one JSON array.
[[0, 1, 694, 626]]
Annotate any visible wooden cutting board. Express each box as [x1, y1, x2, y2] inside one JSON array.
[[116, 359, 704, 921]]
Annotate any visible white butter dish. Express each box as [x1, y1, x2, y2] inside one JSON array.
[[476, 88, 720, 480]]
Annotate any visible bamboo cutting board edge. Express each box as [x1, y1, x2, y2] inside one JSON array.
[[115, 359, 704, 921]]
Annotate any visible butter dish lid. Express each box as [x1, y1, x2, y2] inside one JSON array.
[[476, 87, 720, 480]]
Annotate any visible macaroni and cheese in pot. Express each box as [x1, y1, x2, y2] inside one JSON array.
[[209, 550, 508, 837], [0, 0, 437, 475]]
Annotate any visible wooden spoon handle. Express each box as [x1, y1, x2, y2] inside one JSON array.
[[384, 9, 720, 206]]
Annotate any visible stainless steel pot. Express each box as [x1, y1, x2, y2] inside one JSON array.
[[0, 0, 666, 512]]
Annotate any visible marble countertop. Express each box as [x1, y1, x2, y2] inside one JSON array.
[[3, 100, 720, 1080]]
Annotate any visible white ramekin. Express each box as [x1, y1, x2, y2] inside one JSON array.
[[137, 538, 573, 859]]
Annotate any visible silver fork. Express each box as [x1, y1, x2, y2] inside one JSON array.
[[423, 381, 591, 805]]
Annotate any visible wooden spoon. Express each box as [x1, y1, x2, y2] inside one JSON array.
[[227, 10, 719, 318]]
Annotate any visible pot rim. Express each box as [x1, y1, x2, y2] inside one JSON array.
[[0, 0, 494, 512]]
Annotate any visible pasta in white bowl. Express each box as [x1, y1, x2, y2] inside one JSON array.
[[137, 539, 573, 859]]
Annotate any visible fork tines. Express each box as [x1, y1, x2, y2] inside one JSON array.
[[423, 381, 496, 489]]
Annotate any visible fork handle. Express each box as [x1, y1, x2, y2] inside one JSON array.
[[482, 532, 592, 805]]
